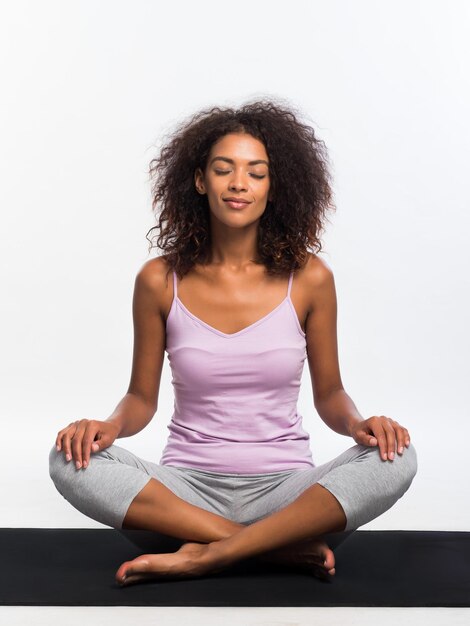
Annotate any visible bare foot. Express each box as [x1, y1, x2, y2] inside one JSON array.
[[115, 541, 226, 586], [257, 538, 336, 580], [115, 538, 336, 586]]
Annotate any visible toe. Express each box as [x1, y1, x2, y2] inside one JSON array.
[[116, 556, 150, 584], [115, 561, 131, 583], [118, 573, 149, 586], [322, 547, 336, 576], [308, 562, 333, 581], [311, 544, 335, 576], [321, 546, 335, 571]]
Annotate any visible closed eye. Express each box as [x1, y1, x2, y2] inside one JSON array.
[[214, 169, 266, 179]]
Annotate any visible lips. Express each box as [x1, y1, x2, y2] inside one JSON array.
[[223, 198, 252, 209]]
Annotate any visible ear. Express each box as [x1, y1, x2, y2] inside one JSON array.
[[194, 167, 205, 194]]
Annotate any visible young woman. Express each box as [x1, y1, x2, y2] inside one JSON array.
[[49, 99, 417, 586]]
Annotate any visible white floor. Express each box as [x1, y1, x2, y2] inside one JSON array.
[[0, 607, 469, 625]]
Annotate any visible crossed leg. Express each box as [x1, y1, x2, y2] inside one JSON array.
[[116, 476, 346, 585], [49, 440, 417, 586]]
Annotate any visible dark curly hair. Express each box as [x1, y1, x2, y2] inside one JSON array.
[[146, 96, 336, 279]]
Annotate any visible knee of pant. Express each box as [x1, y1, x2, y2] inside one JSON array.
[[49, 444, 62, 479], [390, 441, 418, 496], [48, 444, 72, 493], [402, 441, 418, 484]]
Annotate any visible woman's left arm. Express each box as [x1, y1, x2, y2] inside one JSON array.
[[304, 255, 411, 462]]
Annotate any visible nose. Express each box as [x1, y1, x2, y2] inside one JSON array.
[[228, 169, 248, 191]]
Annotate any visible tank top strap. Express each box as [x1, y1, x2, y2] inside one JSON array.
[[173, 269, 178, 300], [287, 269, 294, 299]]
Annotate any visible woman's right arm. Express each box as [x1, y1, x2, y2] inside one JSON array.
[[55, 257, 169, 469]]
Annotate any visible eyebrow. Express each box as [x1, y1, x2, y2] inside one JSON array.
[[209, 156, 269, 166]]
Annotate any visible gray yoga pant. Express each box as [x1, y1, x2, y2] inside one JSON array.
[[49, 440, 418, 538]]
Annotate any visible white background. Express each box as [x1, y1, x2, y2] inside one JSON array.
[[1, 0, 468, 532]]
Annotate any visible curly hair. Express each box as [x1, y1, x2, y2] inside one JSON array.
[[146, 97, 336, 279]]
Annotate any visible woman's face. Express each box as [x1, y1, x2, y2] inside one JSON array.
[[194, 132, 272, 228]]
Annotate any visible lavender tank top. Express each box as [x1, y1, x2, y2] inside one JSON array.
[[159, 269, 315, 473]]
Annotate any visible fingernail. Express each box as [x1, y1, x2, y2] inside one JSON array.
[[56, 444, 60, 451], [76, 461, 81, 469], [83, 461, 87, 468], [66, 453, 71, 461], [398, 446, 403, 454], [382, 453, 387, 460], [389, 452, 394, 459]]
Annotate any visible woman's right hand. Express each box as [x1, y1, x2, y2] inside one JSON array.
[[55, 419, 121, 470]]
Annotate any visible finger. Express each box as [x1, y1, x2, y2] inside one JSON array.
[[394, 423, 406, 454], [61, 424, 77, 462], [357, 416, 381, 449], [359, 423, 378, 446], [71, 420, 88, 468], [353, 422, 377, 447], [56, 424, 75, 453], [55, 429, 67, 452], [403, 428, 411, 446], [81, 422, 99, 469], [55, 432, 63, 452], [371, 422, 389, 461], [383, 419, 397, 460]]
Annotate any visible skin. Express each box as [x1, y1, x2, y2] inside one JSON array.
[[55, 132, 412, 586]]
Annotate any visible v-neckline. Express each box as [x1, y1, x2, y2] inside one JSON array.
[[175, 295, 290, 338]]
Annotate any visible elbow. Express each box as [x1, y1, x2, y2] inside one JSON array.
[[314, 386, 345, 411]]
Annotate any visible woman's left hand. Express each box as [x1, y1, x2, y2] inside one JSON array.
[[349, 415, 411, 461]]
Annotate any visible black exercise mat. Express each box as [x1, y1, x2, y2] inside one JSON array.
[[1, 528, 469, 606]]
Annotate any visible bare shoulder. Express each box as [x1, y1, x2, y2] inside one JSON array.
[[301, 252, 334, 282], [134, 256, 173, 319], [299, 252, 335, 312]]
